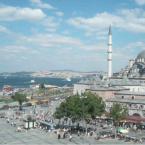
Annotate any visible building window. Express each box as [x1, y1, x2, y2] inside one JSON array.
[[132, 96, 135, 100], [122, 96, 124, 99]]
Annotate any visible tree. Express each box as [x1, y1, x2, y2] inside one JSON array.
[[39, 83, 47, 96], [53, 92, 105, 121], [109, 103, 128, 138], [110, 103, 128, 126], [11, 92, 27, 110], [83, 92, 105, 119], [39, 83, 45, 89]]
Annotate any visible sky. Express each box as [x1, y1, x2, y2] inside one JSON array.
[[0, 0, 145, 72]]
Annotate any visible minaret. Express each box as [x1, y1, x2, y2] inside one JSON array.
[[108, 25, 112, 78]]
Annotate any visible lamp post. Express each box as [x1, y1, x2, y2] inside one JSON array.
[[63, 104, 67, 125], [80, 95, 87, 135]]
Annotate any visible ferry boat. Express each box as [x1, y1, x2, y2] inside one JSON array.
[[30, 80, 35, 83]]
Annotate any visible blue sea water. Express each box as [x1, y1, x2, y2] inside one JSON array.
[[0, 76, 80, 89]]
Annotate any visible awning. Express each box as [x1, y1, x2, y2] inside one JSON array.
[[121, 116, 145, 124], [118, 127, 128, 134]]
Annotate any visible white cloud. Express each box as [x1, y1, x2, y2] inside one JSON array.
[[0, 6, 46, 21], [125, 41, 145, 51], [68, 12, 120, 36], [0, 25, 9, 33], [0, 34, 107, 72], [0, 29, 130, 72], [134, 0, 145, 5], [68, 8, 145, 35], [42, 17, 60, 32], [18, 33, 106, 52], [30, 0, 55, 10], [112, 41, 145, 65], [55, 11, 64, 17], [21, 33, 83, 48], [1, 45, 29, 54]]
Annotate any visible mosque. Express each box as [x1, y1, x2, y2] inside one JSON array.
[[113, 50, 145, 78], [107, 25, 145, 79], [73, 26, 145, 117], [120, 51, 145, 78]]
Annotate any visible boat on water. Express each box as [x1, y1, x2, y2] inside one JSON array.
[[66, 77, 71, 81], [30, 80, 35, 83]]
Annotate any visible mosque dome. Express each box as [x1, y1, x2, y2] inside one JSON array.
[[136, 50, 145, 63], [137, 50, 145, 59]]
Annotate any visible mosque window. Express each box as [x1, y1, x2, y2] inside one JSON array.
[[122, 96, 124, 99], [132, 96, 135, 100]]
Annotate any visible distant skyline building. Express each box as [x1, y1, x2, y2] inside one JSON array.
[[108, 25, 112, 78]]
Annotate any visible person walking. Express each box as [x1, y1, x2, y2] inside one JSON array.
[[57, 130, 61, 139], [69, 134, 72, 142], [58, 133, 61, 139], [63, 132, 66, 139], [77, 130, 80, 136]]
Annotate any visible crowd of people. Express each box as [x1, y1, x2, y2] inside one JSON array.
[[1, 103, 145, 144]]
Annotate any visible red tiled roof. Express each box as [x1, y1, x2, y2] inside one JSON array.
[[123, 116, 145, 123]]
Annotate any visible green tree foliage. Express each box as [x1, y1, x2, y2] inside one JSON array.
[[110, 103, 128, 126], [83, 92, 105, 118], [54, 92, 105, 120], [39, 83, 46, 96], [11, 92, 27, 110], [39, 83, 45, 89]]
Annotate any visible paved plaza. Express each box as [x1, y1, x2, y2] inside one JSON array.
[[0, 101, 144, 144], [0, 117, 133, 144]]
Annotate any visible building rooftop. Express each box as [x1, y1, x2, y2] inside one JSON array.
[[87, 86, 129, 91], [106, 98, 145, 104], [137, 50, 145, 60], [115, 90, 145, 96]]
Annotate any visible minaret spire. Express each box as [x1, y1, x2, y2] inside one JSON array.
[[108, 25, 112, 78], [109, 25, 112, 35]]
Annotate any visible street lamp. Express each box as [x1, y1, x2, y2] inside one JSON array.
[[80, 95, 87, 135]]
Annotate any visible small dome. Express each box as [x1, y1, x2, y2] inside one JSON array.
[[137, 50, 145, 60]]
